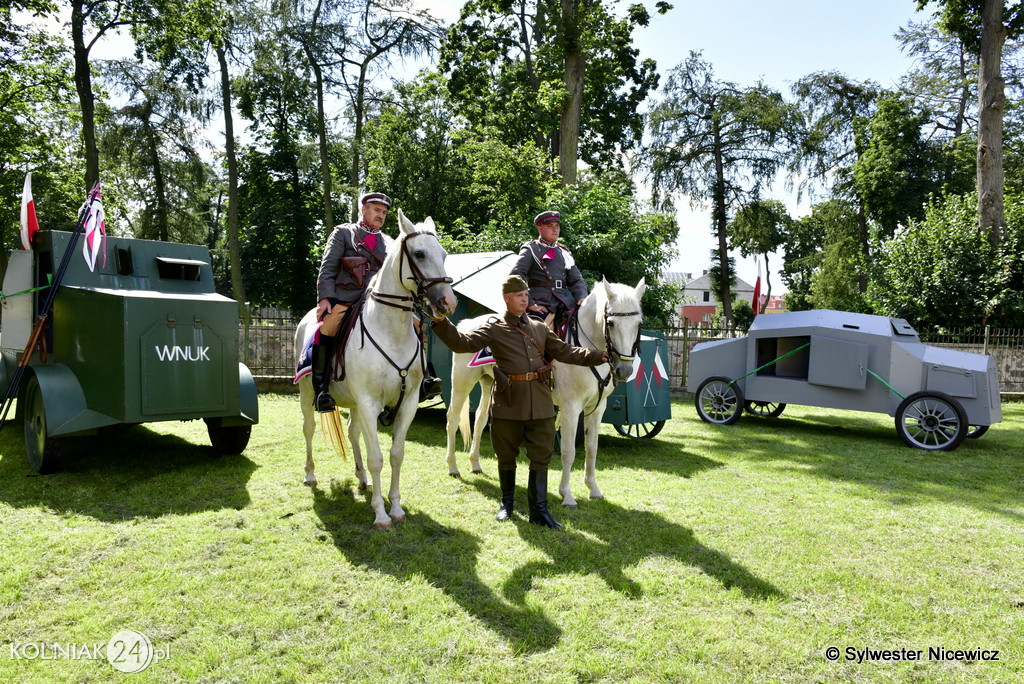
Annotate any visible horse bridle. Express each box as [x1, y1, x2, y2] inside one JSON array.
[[571, 300, 642, 416], [604, 304, 642, 363], [370, 230, 453, 312], [363, 229, 452, 423]]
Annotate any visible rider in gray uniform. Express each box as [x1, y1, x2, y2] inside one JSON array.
[[510, 210, 588, 331]]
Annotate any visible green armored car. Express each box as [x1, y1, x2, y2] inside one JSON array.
[[1, 231, 259, 473]]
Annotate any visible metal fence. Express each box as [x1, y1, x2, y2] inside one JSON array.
[[240, 312, 1024, 395]]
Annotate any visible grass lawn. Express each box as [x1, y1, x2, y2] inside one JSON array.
[[1, 394, 1022, 683]]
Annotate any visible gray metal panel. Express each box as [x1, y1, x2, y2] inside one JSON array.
[[0, 250, 35, 352], [807, 335, 869, 390], [686, 338, 748, 393], [925, 363, 977, 398]]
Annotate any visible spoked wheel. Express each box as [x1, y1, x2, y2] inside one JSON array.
[[613, 421, 666, 439], [23, 375, 60, 474], [205, 418, 252, 454], [695, 376, 744, 425], [895, 391, 967, 451], [966, 425, 989, 439], [744, 400, 786, 418]]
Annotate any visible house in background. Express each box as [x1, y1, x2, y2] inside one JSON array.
[[665, 271, 757, 327]]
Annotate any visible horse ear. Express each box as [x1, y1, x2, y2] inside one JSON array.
[[634, 277, 647, 300], [397, 208, 413, 235], [597, 276, 611, 299], [422, 216, 437, 233]]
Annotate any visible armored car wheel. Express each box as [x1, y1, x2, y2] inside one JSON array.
[[613, 421, 666, 439], [695, 376, 744, 425], [205, 418, 252, 454], [966, 425, 988, 439], [744, 400, 786, 418], [23, 375, 60, 474], [895, 391, 967, 451]]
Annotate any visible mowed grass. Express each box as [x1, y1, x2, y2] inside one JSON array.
[[1, 393, 1022, 683]]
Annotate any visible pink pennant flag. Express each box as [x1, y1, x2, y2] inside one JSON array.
[[20, 172, 40, 250], [82, 184, 106, 272]]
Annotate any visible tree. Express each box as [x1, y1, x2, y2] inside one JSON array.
[[728, 199, 790, 313], [647, 52, 797, 325], [789, 71, 880, 292], [1, 1, 82, 273], [99, 59, 213, 243], [441, 0, 668, 186], [363, 71, 553, 239], [917, 0, 1024, 249], [852, 93, 944, 237], [868, 192, 1024, 329], [334, 0, 444, 217]]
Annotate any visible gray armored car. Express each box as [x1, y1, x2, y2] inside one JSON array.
[[686, 309, 1001, 451]]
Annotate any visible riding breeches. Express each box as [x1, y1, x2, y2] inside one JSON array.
[[489, 417, 555, 471], [318, 302, 350, 337]]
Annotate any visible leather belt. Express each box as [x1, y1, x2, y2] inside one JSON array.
[[507, 368, 552, 383]]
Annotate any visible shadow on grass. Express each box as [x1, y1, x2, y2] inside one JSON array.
[[411, 406, 725, 482], [311, 480, 563, 654], [690, 407, 1024, 522], [465, 478, 786, 604], [0, 423, 257, 521]]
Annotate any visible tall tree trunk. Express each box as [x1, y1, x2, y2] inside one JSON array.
[[148, 118, 169, 241], [71, 0, 98, 190], [558, 0, 582, 187], [218, 44, 248, 323], [350, 64, 369, 222], [978, 0, 1006, 251], [712, 128, 732, 326], [559, 52, 583, 187], [302, 44, 334, 232]]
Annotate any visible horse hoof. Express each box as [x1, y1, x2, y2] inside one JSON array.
[[390, 514, 406, 524], [471, 468, 483, 474], [373, 520, 393, 531], [358, 481, 369, 492], [303, 475, 318, 487], [591, 493, 605, 500], [562, 501, 578, 509]]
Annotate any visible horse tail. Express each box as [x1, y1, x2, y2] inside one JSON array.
[[458, 397, 471, 449]]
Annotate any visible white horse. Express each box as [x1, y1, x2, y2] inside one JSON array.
[[296, 210, 456, 529], [445, 277, 645, 507]]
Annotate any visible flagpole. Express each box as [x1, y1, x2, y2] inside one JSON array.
[[0, 182, 101, 432]]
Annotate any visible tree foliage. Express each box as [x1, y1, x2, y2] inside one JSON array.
[[647, 51, 797, 324], [869, 191, 1024, 329]]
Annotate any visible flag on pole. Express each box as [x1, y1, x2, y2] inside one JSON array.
[[751, 258, 762, 316], [82, 183, 106, 272], [20, 172, 40, 250]]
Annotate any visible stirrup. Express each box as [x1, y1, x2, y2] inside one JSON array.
[[420, 376, 443, 401], [378, 405, 396, 427], [314, 390, 336, 413]]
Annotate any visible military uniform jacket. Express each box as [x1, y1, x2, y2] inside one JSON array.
[[433, 312, 604, 421], [316, 222, 391, 303], [510, 240, 589, 311]]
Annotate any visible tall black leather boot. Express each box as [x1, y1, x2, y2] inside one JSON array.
[[527, 469, 562, 529], [311, 338, 336, 413], [495, 468, 516, 521]]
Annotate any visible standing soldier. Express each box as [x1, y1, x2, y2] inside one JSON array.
[[510, 210, 589, 331], [428, 275, 608, 529]]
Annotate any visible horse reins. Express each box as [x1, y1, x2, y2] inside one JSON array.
[[572, 301, 642, 416], [362, 229, 453, 417]]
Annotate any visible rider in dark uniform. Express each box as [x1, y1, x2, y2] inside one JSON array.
[[311, 192, 392, 412], [510, 210, 589, 331], [429, 275, 608, 529]]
